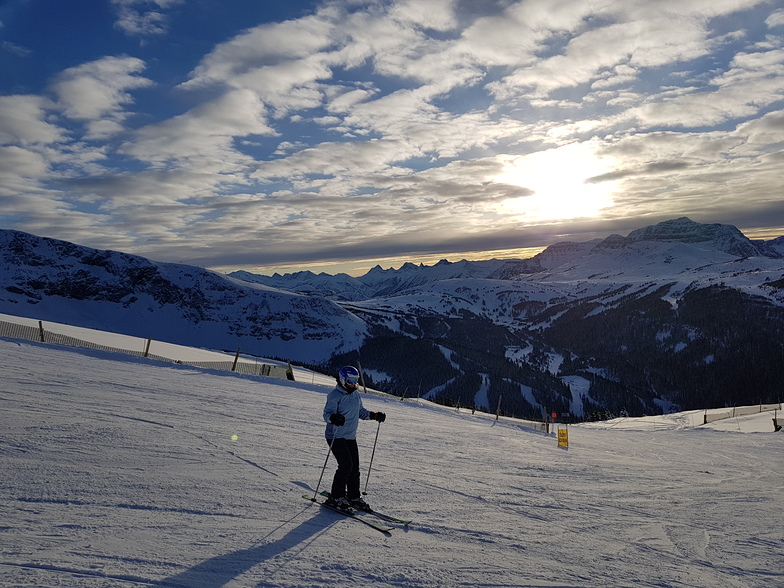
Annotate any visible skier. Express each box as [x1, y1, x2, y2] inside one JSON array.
[[323, 365, 386, 512]]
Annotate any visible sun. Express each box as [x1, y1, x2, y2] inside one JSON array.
[[494, 141, 619, 222]]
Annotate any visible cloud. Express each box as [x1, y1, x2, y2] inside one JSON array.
[[0, 91, 113, 213], [1, 40, 31, 56], [628, 48, 784, 128], [111, 0, 184, 37], [587, 160, 692, 184], [766, 9, 784, 28], [182, 14, 336, 89], [3, 0, 784, 272], [389, 0, 458, 32], [486, 3, 728, 101], [252, 138, 419, 185], [734, 109, 784, 148], [182, 3, 476, 117], [586, 104, 784, 228], [326, 88, 377, 114], [120, 89, 276, 168], [0, 146, 50, 200], [50, 56, 153, 139], [0, 95, 63, 145]]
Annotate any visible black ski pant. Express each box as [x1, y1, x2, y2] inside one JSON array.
[[328, 437, 361, 500]]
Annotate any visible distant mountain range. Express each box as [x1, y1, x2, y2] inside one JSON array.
[[2, 217, 783, 419], [230, 217, 784, 299]]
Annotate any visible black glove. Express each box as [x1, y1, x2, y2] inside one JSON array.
[[370, 411, 386, 423], [329, 413, 345, 426]]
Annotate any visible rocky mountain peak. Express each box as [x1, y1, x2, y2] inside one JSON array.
[[626, 217, 764, 257]]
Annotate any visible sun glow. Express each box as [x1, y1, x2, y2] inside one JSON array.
[[495, 142, 620, 222]]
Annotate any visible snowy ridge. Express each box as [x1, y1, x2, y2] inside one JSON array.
[[230, 258, 524, 301], [0, 229, 367, 363], [625, 217, 774, 258], [231, 218, 783, 298]]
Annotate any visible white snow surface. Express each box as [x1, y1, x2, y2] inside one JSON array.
[[0, 312, 337, 388], [2, 335, 783, 587]]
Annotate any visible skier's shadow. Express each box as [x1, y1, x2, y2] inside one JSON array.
[[158, 508, 333, 588]]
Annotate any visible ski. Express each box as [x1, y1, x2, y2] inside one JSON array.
[[319, 491, 412, 526], [362, 509, 412, 526], [301, 495, 393, 534], [355, 508, 412, 526]]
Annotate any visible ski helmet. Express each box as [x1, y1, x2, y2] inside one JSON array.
[[338, 365, 360, 392]]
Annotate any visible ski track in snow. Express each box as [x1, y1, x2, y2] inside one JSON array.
[[1, 338, 783, 587]]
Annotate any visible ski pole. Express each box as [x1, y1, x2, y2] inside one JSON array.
[[312, 434, 336, 501], [362, 420, 381, 495]]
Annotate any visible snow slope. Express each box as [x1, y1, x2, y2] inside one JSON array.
[[2, 335, 783, 587], [0, 312, 338, 388]]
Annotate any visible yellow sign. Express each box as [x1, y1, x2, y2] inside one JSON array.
[[557, 426, 569, 449]]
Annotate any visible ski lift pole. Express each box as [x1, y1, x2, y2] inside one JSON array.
[[363, 420, 382, 495]]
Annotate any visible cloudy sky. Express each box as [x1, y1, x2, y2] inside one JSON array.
[[1, 0, 783, 275]]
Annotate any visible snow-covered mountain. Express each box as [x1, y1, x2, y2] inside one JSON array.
[[0, 229, 366, 363], [232, 217, 784, 299], [230, 218, 784, 415], [626, 216, 782, 257], [2, 218, 783, 418], [230, 257, 525, 301]]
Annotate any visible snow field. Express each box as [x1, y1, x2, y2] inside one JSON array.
[[1, 338, 782, 587]]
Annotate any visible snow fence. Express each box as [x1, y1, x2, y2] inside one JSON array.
[[0, 317, 294, 381], [703, 404, 782, 424]]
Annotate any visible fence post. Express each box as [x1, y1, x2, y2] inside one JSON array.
[[286, 361, 295, 381], [143, 338, 152, 358], [38, 321, 45, 343], [357, 360, 368, 393], [231, 347, 241, 371]]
